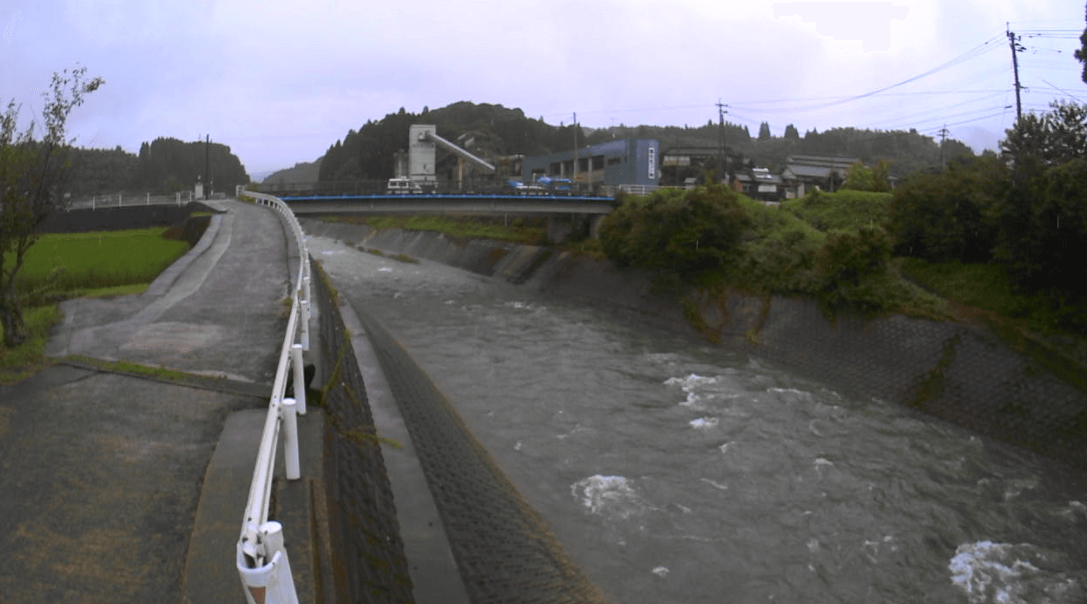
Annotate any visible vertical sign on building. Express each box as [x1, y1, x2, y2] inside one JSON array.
[[647, 146, 656, 180]]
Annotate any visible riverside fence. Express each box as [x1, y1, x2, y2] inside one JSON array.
[[235, 189, 312, 604]]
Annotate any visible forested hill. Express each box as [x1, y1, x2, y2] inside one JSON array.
[[318, 102, 587, 182], [263, 158, 323, 185], [62, 137, 249, 196], [316, 101, 975, 183]]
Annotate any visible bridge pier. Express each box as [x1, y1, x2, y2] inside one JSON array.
[[546, 214, 602, 243]]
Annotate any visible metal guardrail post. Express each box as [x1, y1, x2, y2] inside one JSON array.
[[237, 521, 300, 604], [291, 344, 306, 416], [281, 398, 300, 481], [300, 300, 310, 352]]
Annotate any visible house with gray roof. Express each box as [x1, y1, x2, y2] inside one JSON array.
[[780, 154, 859, 197]]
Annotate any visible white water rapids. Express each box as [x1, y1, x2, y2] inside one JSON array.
[[312, 234, 1087, 603]]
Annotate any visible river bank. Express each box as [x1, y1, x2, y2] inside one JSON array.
[[301, 219, 1087, 471]]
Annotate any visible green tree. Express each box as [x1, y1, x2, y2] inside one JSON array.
[[888, 155, 1004, 262], [991, 101, 1087, 326], [842, 159, 891, 192], [1, 67, 103, 347], [758, 122, 771, 141], [784, 124, 800, 141], [599, 184, 751, 278]]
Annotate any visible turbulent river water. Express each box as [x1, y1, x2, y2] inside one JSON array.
[[308, 233, 1087, 604]]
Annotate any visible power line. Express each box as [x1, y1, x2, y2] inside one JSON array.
[[729, 35, 1004, 114]]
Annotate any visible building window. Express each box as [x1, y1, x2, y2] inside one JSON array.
[[607, 157, 621, 166], [550, 162, 561, 175], [592, 156, 605, 170]]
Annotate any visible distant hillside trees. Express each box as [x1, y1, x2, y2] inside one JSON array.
[[60, 139, 250, 196], [318, 102, 587, 183], [64, 146, 139, 196], [263, 158, 323, 186], [137, 137, 249, 193]]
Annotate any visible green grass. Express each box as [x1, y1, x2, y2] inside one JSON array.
[[1, 228, 192, 382], [63, 355, 199, 382], [782, 189, 893, 233], [13, 228, 190, 293], [78, 283, 151, 298], [899, 258, 1087, 335], [324, 214, 548, 245], [899, 260, 1022, 315], [0, 305, 62, 384]]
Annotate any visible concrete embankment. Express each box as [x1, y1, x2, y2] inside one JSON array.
[[301, 219, 1087, 471]]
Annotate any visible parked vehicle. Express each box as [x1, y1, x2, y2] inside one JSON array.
[[534, 176, 575, 195], [386, 177, 423, 194]]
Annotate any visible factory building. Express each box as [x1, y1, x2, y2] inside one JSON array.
[[522, 138, 659, 191]]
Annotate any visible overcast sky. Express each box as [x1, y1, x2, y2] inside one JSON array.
[[2, 0, 1084, 179]]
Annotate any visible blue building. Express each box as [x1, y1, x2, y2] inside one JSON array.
[[522, 138, 659, 191]]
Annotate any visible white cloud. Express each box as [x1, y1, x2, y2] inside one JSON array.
[[2, 0, 1084, 173]]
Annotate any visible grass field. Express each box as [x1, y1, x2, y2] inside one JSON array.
[[1, 227, 191, 383], [13, 228, 190, 294]]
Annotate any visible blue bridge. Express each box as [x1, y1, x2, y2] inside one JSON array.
[[272, 192, 617, 242]]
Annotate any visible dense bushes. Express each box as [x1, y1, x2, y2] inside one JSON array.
[[995, 158, 1087, 290], [783, 188, 892, 232], [600, 185, 945, 319], [887, 156, 1003, 263], [885, 100, 1087, 334], [599, 184, 750, 278]]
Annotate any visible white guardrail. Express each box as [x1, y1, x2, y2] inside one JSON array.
[[236, 187, 311, 604]]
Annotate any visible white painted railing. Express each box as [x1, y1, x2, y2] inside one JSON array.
[[599, 184, 659, 197], [235, 188, 312, 604]]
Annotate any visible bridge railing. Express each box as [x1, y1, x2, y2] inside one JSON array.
[[235, 188, 312, 604]]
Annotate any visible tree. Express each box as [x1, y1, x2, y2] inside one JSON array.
[[842, 159, 891, 192], [887, 155, 1004, 262], [758, 122, 771, 141], [599, 184, 751, 278], [784, 124, 800, 141], [1, 67, 102, 347], [992, 101, 1087, 318]]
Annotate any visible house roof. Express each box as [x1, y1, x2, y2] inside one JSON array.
[[782, 155, 858, 181]]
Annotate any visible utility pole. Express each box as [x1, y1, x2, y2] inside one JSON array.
[[1007, 25, 1023, 122], [204, 134, 210, 200], [938, 125, 949, 169], [573, 112, 578, 189], [716, 99, 728, 183]]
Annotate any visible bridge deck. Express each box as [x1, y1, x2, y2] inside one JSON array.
[[280, 193, 615, 216]]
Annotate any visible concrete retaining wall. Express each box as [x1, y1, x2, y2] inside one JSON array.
[[311, 259, 416, 603], [302, 219, 1087, 471], [40, 202, 219, 234]]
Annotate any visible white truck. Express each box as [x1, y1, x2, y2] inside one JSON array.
[[386, 177, 423, 194]]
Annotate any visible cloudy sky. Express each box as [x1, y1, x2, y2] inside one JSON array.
[[2, 0, 1084, 179]]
